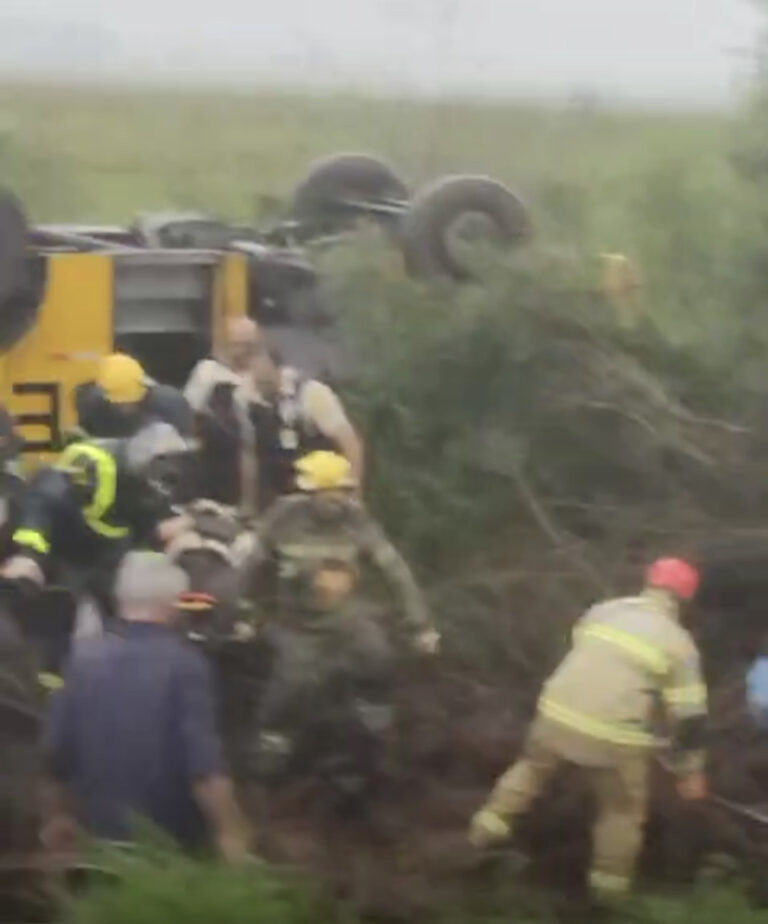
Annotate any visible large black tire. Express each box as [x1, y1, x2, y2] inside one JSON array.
[[0, 191, 40, 351], [291, 153, 409, 230], [401, 175, 532, 281], [0, 190, 28, 304]]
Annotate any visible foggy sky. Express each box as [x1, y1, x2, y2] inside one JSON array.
[[0, 0, 761, 104]]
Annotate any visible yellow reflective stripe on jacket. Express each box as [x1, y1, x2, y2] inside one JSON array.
[[83, 517, 129, 540], [12, 529, 50, 555], [56, 444, 129, 540], [540, 697, 655, 748], [578, 623, 669, 676], [279, 542, 358, 563], [664, 684, 707, 707], [38, 672, 64, 692]]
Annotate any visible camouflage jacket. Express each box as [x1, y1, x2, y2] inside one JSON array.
[[248, 493, 431, 634]]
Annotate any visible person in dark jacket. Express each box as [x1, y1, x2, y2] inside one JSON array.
[[41, 551, 251, 861], [76, 353, 194, 440], [0, 423, 194, 673], [0, 404, 24, 559]]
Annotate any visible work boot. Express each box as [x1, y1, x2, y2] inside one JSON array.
[[469, 809, 512, 848], [468, 810, 529, 876]]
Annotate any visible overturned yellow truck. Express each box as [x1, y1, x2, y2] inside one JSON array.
[[0, 151, 636, 473], [0, 152, 540, 470], [0, 240, 249, 471]]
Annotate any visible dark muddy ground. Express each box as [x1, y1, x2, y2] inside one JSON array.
[[233, 656, 768, 919]]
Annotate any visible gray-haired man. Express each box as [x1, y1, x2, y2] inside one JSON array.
[[42, 552, 252, 863]]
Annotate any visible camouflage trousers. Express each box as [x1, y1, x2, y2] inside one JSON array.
[[257, 609, 394, 734]]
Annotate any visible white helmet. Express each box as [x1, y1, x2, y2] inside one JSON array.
[[125, 422, 190, 474]]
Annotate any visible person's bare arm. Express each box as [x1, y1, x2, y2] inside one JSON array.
[[333, 422, 364, 491], [157, 515, 195, 546], [239, 448, 259, 517], [39, 778, 80, 861], [178, 651, 253, 862], [233, 385, 260, 516], [361, 516, 437, 651], [41, 687, 80, 861], [192, 775, 253, 863], [303, 382, 364, 490]]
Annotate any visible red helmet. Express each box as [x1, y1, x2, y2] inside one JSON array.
[[645, 558, 700, 601]]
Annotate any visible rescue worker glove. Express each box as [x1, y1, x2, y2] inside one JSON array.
[[413, 627, 441, 656], [469, 809, 511, 848]]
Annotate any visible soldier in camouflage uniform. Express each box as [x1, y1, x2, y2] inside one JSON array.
[[242, 451, 439, 770]]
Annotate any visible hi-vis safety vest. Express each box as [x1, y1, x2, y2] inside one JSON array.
[[12, 441, 129, 557], [538, 594, 707, 751], [55, 442, 129, 540]]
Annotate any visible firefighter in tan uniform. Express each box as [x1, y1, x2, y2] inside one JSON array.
[[469, 558, 708, 902]]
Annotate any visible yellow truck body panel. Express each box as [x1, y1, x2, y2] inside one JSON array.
[[0, 251, 249, 473]]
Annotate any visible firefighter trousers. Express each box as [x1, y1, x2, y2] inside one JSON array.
[[484, 718, 649, 896]]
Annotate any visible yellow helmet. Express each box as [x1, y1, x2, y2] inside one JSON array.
[[96, 353, 149, 405], [295, 451, 355, 492]]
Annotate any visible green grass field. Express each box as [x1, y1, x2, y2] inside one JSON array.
[[0, 82, 750, 359], [1, 82, 751, 360], [0, 82, 735, 229]]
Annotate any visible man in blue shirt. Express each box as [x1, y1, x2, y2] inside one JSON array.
[[42, 551, 251, 862]]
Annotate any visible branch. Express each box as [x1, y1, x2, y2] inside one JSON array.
[[512, 469, 611, 596]]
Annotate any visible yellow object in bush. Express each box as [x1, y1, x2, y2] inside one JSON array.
[[599, 253, 640, 300]]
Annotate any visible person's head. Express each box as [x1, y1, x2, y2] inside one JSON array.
[[644, 558, 700, 605], [96, 353, 149, 411], [115, 551, 188, 625], [249, 341, 282, 399], [311, 561, 357, 611], [223, 316, 260, 373]]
